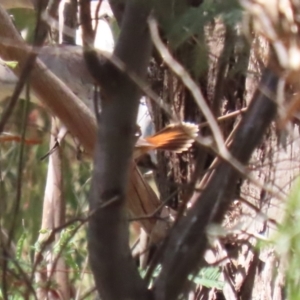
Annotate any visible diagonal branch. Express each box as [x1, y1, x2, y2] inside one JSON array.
[[153, 69, 278, 300], [0, 4, 97, 152]]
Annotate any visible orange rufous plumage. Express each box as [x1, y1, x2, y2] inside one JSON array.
[[133, 122, 198, 159], [0, 123, 198, 157]]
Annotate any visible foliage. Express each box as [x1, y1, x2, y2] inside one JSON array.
[[189, 266, 224, 290], [0, 96, 93, 297], [270, 176, 300, 300], [143, 264, 224, 291], [9, 8, 37, 42], [2, 61, 18, 68], [165, 0, 242, 48]]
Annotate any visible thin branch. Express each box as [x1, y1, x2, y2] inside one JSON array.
[[148, 17, 224, 150], [6, 82, 30, 256], [0, 0, 48, 134], [148, 16, 284, 202], [153, 68, 279, 300]]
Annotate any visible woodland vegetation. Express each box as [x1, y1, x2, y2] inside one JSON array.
[[0, 0, 299, 299]]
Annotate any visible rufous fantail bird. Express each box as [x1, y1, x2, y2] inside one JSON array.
[[133, 122, 198, 159]]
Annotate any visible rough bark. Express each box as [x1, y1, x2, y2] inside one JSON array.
[[81, 0, 153, 299]]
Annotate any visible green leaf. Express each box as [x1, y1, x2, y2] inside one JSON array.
[[268, 176, 300, 300], [16, 231, 27, 260], [189, 266, 224, 290], [9, 8, 37, 43], [3, 61, 18, 69], [167, 0, 242, 48]]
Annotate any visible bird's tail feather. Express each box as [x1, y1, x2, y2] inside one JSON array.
[[144, 122, 198, 153]]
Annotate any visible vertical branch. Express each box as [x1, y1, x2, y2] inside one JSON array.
[[80, 0, 153, 299], [35, 1, 77, 297], [35, 118, 68, 299], [2, 83, 31, 299], [51, 2, 78, 297], [51, 125, 69, 300], [62, 0, 77, 44]]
